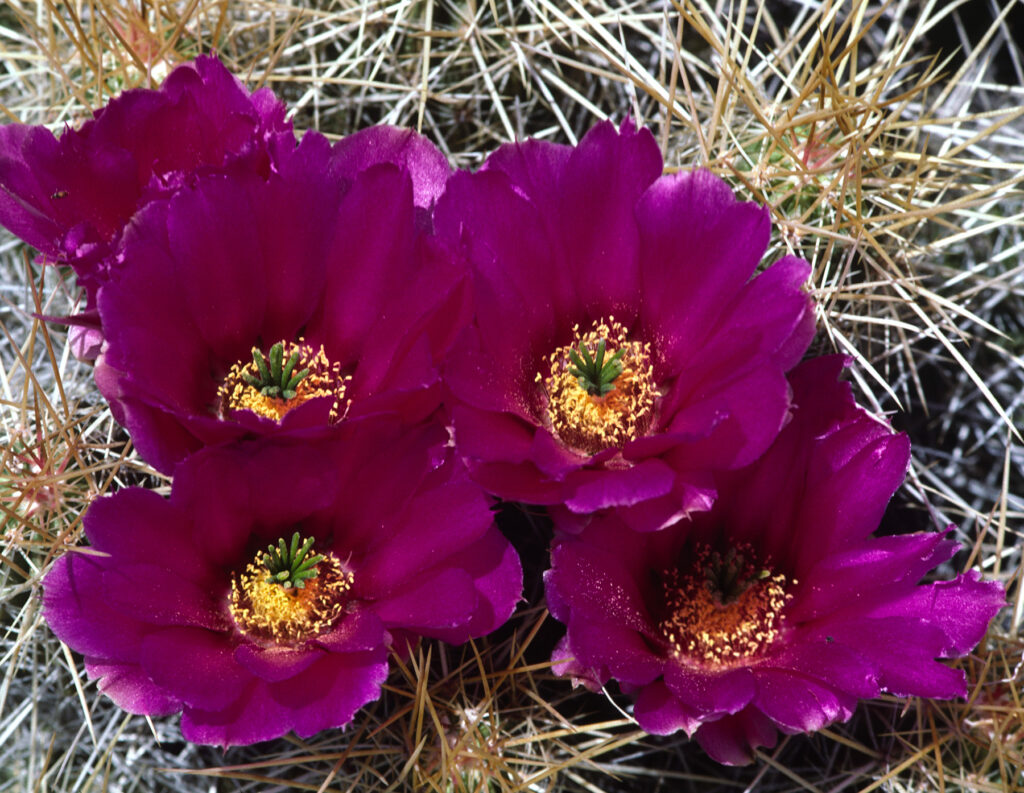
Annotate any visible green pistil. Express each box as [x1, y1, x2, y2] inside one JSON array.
[[702, 548, 767, 604], [242, 342, 310, 400], [567, 338, 625, 397], [262, 532, 325, 589]]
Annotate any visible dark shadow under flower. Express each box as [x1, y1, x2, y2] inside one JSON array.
[[42, 416, 522, 746], [436, 120, 816, 531], [544, 356, 1005, 764], [93, 125, 466, 474], [0, 55, 293, 359]]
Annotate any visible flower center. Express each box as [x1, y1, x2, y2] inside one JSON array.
[[229, 532, 353, 643], [216, 339, 348, 423], [658, 542, 792, 668], [538, 317, 656, 455]]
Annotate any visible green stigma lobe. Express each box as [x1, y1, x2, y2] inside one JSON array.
[[262, 531, 325, 589], [244, 342, 310, 399], [568, 338, 625, 397]]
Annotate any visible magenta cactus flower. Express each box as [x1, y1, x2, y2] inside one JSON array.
[[42, 417, 522, 746], [544, 356, 1004, 764], [93, 124, 464, 474], [435, 120, 816, 531], [0, 56, 294, 359]]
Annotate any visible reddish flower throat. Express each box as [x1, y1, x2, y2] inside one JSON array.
[[659, 542, 792, 668]]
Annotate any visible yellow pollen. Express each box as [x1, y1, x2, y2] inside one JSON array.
[[658, 543, 792, 668], [229, 552, 353, 643], [537, 317, 656, 455], [216, 338, 349, 423]]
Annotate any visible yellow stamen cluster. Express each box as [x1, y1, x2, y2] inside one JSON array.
[[217, 339, 349, 423], [659, 543, 792, 668], [537, 317, 656, 455], [229, 552, 353, 643]]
